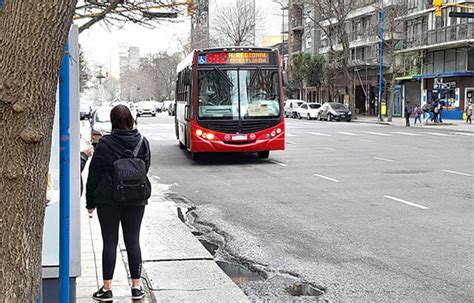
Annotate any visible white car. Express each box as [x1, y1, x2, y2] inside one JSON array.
[[295, 102, 322, 120], [284, 99, 305, 118], [137, 101, 157, 117]]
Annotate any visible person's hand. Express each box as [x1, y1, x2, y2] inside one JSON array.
[[88, 208, 95, 218], [82, 145, 94, 158]]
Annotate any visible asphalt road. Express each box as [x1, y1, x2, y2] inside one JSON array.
[[138, 113, 474, 302]]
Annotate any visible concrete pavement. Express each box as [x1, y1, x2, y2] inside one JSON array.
[[76, 192, 249, 302], [354, 115, 474, 132]]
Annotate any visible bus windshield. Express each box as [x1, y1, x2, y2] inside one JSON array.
[[198, 69, 280, 120]]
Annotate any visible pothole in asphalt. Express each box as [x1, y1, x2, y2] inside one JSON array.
[[216, 261, 265, 284], [199, 239, 219, 256], [286, 282, 326, 297], [176, 206, 196, 224]]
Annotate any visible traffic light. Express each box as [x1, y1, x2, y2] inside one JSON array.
[[433, 0, 443, 17], [187, 0, 194, 16]]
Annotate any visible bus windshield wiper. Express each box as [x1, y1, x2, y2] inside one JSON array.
[[213, 67, 234, 88]]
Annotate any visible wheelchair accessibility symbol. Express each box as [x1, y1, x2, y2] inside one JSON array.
[[198, 56, 207, 65]]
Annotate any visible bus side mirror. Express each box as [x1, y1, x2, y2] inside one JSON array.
[[282, 71, 289, 87]]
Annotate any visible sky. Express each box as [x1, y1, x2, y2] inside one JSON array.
[[78, 0, 284, 78]]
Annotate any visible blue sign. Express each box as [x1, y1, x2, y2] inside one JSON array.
[[0, 0, 3, 10], [198, 56, 207, 65]]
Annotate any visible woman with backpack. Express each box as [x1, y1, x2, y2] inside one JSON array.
[[86, 105, 151, 301]]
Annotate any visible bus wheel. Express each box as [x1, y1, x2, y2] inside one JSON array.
[[257, 151, 270, 159], [190, 152, 200, 160], [179, 141, 186, 150]]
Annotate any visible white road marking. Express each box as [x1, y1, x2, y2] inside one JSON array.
[[307, 132, 332, 137], [453, 132, 474, 137], [152, 176, 161, 180], [286, 133, 297, 137], [314, 174, 341, 183], [360, 139, 375, 143], [337, 131, 358, 136], [287, 141, 297, 145], [425, 132, 450, 137], [392, 131, 422, 136], [372, 157, 395, 162], [269, 160, 288, 167], [318, 147, 337, 151], [365, 131, 392, 137], [383, 195, 429, 210], [441, 169, 473, 177]]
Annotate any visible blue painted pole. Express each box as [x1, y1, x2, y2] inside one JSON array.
[[378, 0, 384, 121], [59, 40, 70, 303]]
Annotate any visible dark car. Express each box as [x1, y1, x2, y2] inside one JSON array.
[[319, 102, 352, 122]]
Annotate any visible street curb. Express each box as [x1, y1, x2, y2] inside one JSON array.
[[352, 119, 474, 133], [139, 189, 250, 302]]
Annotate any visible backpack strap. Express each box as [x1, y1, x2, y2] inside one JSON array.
[[133, 135, 144, 158]]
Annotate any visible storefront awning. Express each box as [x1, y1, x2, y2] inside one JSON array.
[[413, 72, 474, 79]]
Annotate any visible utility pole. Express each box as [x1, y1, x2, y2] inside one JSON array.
[[378, 0, 384, 122]]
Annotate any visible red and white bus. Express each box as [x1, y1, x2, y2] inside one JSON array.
[[175, 47, 286, 160]]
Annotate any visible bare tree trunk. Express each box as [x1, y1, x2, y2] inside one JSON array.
[[0, 1, 77, 301]]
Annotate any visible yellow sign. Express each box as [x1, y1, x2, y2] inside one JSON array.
[[228, 52, 269, 64]]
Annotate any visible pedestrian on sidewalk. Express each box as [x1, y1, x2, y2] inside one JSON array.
[[438, 101, 444, 123], [414, 105, 422, 125], [431, 101, 439, 123], [405, 101, 412, 127], [422, 102, 431, 123], [466, 103, 473, 124], [86, 105, 151, 301]]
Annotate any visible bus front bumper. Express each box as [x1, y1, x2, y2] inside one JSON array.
[[191, 135, 285, 153]]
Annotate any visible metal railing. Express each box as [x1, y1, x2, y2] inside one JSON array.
[[404, 23, 474, 49]]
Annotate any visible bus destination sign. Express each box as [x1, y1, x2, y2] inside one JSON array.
[[198, 52, 270, 65]]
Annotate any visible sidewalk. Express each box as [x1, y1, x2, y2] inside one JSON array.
[[353, 116, 474, 133], [76, 185, 249, 302]]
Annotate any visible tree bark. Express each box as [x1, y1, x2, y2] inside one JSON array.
[[0, 0, 77, 301]]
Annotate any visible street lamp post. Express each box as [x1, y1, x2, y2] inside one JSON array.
[[280, 5, 288, 70], [378, 0, 384, 121]]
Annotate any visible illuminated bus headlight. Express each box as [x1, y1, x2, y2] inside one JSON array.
[[276, 128, 282, 134], [207, 133, 215, 140], [196, 129, 203, 136]]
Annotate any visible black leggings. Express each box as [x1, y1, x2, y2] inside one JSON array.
[[97, 205, 145, 280]]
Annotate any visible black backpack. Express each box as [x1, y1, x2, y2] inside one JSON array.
[[111, 136, 151, 203]]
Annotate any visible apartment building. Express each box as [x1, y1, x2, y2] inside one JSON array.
[[396, 0, 474, 119], [292, 0, 473, 118]]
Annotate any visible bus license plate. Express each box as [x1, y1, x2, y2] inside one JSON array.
[[232, 134, 247, 141]]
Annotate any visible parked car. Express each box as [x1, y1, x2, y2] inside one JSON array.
[[137, 101, 157, 117], [90, 107, 112, 146], [162, 100, 174, 114], [168, 100, 176, 116], [155, 101, 164, 113], [295, 102, 322, 120], [319, 102, 352, 122], [284, 99, 304, 118], [80, 101, 93, 120]]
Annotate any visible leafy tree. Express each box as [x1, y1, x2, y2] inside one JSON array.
[[289, 53, 324, 99]]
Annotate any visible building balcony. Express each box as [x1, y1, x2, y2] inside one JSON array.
[[400, 23, 474, 52]]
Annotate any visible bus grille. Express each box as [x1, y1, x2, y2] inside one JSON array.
[[199, 120, 280, 134]]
